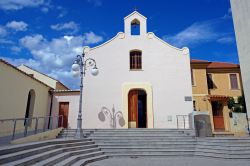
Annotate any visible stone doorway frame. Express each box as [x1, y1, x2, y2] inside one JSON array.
[[122, 82, 153, 128]]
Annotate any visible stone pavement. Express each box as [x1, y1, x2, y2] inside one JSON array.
[[88, 157, 250, 166]]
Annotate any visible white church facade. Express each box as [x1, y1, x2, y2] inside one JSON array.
[[81, 11, 193, 129]]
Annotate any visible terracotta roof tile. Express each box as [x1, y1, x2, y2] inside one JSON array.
[[207, 62, 240, 69], [190, 59, 210, 63], [191, 59, 240, 69]]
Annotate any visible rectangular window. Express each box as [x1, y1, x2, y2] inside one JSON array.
[[130, 51, 142, 70], [207, 74, 214, 89], [230, 74, 239, 89]]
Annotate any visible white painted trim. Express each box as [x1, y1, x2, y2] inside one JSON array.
[[87, 32, 124, 51], [124, 11, 147, 20], [87, 32, 186, 54]]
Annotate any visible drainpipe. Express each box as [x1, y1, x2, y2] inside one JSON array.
[[48, 90, 54, 129]]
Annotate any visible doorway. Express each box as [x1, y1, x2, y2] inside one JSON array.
[[59, 102, 69, 128], [211, 101, 225, 131], [128, 89, 147, 128]]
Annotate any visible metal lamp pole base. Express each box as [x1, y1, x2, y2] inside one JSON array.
[[75, 116, 83, 138]]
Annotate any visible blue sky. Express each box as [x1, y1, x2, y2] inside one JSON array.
[[0, 0, 237, 89]]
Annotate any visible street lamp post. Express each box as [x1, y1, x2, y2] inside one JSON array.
[[72, 52, 98, 139]]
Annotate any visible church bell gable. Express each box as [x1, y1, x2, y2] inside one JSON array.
[[124, 11, 147, 36]]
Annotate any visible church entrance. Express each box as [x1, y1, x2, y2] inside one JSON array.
[[128, 89, 147, 128]]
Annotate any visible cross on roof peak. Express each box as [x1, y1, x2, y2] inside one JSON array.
[[133, 6, 138, 11]]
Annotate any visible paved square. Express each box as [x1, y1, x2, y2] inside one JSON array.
[[88, 157, 250, 166]]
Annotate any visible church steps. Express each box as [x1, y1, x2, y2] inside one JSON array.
[[194, 152, 250, 159], [53, 153, 107, 166], [95, 140, 196, 143], [69, 155, 108, 166], [195, 144, 250, 149], [90, 137, 195, 141], [197, 140, 250, 144], [91, 133, 192, 136], [90, 135, 194, 137], [98, 144, 196, 147], [0, 142, 96, 164], [106, 151, 250, 159], [2, 128, 249, 164], [100, 146, 196, 151], [0, 138, 107, 166], [99, 145, 250, 152], [33, 151, 105, 166], [106, 152, 195, 157], [96, 142, 250, 150], [195, 148, 250, 154], [0, 139, 91, 156], [2, 147, 101, 166]]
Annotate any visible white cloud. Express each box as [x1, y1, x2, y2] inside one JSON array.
[[1, 56, 41, 69], [6, 21, 28, 31], [163, 14, 235, 48], [87, 0, 102, 7], [163, 21, 219, 47], [14, 32, 103, 88], [0, 26, 7, 37], [0, 0, 45, 10], [0, 38, 13, 44], [51, 21, 79, 33], [217, 36, 235, 44], [10, 46, 22, 53], [83, 31, 103, 44], [41, 7, 49, 13]]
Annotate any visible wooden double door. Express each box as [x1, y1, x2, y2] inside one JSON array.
[[128, 90, 147, 128]]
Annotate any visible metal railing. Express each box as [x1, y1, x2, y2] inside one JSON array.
[[0, 115, 63, 140], [176, 115, 189, 129]]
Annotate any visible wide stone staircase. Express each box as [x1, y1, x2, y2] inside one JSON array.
[[59, 129, 250, 159], [0, 138, 107, 166], [195, 137, 250, 159], [88, 129, 196, 157], [1, 129, 250, 166]]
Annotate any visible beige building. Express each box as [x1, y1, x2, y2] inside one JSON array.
[[18, 64, 69, 90], [0, 59, 52, 136], [0, 59, 79, 137], [191, 59, 247, 135]]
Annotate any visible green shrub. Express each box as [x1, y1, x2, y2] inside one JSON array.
[[227, 97, 235, 109], [227, 96, 246, 113]]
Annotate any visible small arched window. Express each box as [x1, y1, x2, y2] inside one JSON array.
[[130, 50, 142, 70], [131, 19, 140, 35], [24, 89, 35, 126]]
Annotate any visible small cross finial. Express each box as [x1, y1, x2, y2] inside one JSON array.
[[133, 6, 138, 11]]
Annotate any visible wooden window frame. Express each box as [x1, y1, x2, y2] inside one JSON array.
[[130, 51, 142, 70], [229, 73, 239, 90]]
